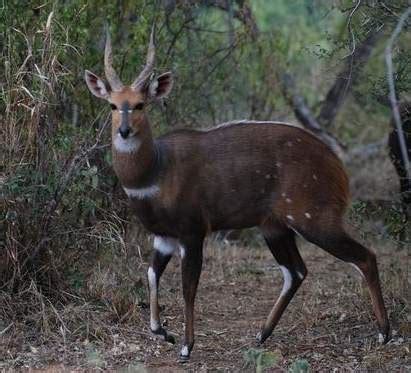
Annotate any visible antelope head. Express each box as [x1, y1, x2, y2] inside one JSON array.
[[84, 29, 173, 143]]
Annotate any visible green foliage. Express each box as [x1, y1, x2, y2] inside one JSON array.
[[243, 348, 280, 372], [349, 200, 409, 246], [289, 358, 310, 373]]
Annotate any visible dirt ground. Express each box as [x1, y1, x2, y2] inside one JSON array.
[[1, 235, 410, 372]]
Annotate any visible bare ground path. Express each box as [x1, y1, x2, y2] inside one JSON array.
[[1, 238, 409, 371]]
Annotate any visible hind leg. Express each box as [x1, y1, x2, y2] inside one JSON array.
[[257, 225, 307, 344], [296, 225, 390, 342]]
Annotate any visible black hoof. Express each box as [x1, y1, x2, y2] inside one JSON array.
[[178, 354, 190, 363], [256, 330, 270, 345], [379, 332, 391, 344], [151, 326, 176, 344], [165, 333, 176, 344]]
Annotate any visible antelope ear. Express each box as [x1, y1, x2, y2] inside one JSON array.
[[148, 72, 173, 99], [84, 70, 110, 99]]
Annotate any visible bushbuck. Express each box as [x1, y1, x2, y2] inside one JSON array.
[[84, 29, 390, 361]]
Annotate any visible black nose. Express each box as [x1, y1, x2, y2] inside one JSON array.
[[119, 127, 130, 139]]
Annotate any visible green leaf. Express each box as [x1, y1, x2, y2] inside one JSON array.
[[289, 359, 310, 373]]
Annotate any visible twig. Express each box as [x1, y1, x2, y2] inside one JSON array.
[[0, 322, 14, 336], [385, 7, 411, 182], [342, 0, 362, 59], [317, 29, 383, 129]]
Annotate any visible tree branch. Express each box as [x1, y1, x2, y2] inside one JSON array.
[[317, 29, 383, 128], [179, 0, 259, 38], [281, 73, 345, 158], [385, 7, 411, 182]]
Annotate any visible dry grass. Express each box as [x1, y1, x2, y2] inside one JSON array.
[[1, 231, 409, 371]]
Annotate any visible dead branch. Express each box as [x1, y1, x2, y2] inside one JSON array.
[[317, 29, 383, 128], [281, 73, 345, 158]]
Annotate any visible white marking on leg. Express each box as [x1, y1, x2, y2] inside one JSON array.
[[349, 263, 365, 279], [123, 185, 160, 199], [180, 345, 189, 357], [147, 267, 160, 331], [279, 265, 293, 296], [113, 134, 141, 153], [296, 270, 305, 280], [288, 226, 308, 241], [180, 245, 186, 259], [154, 236, 179, 256]]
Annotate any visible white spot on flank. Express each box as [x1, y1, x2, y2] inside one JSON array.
[[279, 265, 293, 296], [154, 236, 179, 256], [304, 212, 312, 219], [113, 134, 141, 153], [123, 185, 160, 199], [286, 215, 294, 221], [286, 198, 292, 203], [180, 345, 189, 357]]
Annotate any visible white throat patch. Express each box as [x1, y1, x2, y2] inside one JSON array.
[[113, 134, 141, 153], [123, 185, 160, 199]]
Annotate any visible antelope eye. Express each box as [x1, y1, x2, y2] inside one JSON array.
[[110, 104, 117, 110], [134, 102, 144, 110]]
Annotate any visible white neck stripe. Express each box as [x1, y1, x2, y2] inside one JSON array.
[[123, 185, 160, 199]]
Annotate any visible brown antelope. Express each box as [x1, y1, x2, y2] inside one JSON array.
[[84, 29, 390, 361]]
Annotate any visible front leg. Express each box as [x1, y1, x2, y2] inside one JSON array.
[[179, 236, 204, 361], [148, 236, 178, 344]]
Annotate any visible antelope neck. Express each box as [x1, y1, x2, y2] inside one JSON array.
[[112, 127, 163, 191]]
